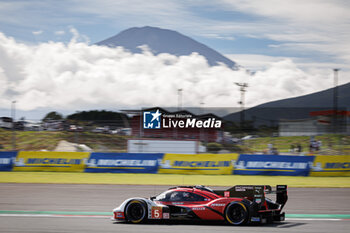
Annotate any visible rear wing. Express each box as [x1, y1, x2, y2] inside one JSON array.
[[214, 185, 288, 207]]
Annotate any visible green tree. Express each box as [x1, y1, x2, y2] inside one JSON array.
[[66, 110, 129, 128], [206, 142, 222, 153], [42, 111, 63, 122]]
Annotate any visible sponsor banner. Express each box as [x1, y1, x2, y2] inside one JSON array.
[[0, 151, 17, 171], [310, 155, 350, 177], [233, 154, 315, 176], [13, 151, 89, 172], [158, 153, 239, 175], [84, 153, 164, 173]]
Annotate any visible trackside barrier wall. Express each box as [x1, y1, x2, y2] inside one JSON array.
[[158, 153, 239, 175], [1, 151, 349, 176], [84, 152, 164, 173]]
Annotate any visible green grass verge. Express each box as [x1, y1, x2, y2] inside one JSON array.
[[242, 134, 350, 154], [0, 129, 127, 152], [1, 128, 349, 154], [1, 172, 349, 187]]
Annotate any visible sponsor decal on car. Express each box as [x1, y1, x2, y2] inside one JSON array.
[[114, 212, 124, 219], [192, 207, 205, 210], [210, 203, 225, 207], [151, 207, 162, 219]]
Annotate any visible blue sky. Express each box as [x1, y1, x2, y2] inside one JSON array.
[[1, 0, 349, 70], [0, 0, 349, 119]]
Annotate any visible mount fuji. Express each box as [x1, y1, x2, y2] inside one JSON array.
[[96, 26, 238, 69]]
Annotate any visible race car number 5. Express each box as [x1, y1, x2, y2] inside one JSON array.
[[151, 207, 162, 219]]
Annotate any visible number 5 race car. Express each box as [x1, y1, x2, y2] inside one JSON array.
[[112, 185, 288, 225]]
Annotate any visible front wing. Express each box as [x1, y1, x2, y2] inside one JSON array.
[[112, 198, 170, 221]]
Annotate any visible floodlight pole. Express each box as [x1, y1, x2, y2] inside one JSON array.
[[200, 101, 204, 142], [235, 83, 248, 130], [333, 69, 339, 133], [178, 88, 183, 111], [11, 100, 16, 150]]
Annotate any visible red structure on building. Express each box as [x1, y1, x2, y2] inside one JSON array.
[[130, 108, 223, 142]]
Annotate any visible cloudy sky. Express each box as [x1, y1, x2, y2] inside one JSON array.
[[0, 0, 349, 119]]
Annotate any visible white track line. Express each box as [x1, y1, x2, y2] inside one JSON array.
[[286, 218, 343, 221]]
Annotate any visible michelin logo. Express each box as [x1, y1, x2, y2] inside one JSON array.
[[0, 158, 12, 165], [158, 159, 230, 168], [13, 158, 25, 166], [143, 109, 161, 129], [309, 162, 323, 171], [158, 159, 172, 168], [86, 159, 157, 167], [309, 162, 349, 171], [232, 160, 309, 170], [13, 158, 81, 166]]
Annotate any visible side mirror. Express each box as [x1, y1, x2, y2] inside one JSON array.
[[150, 196, 156, 201]]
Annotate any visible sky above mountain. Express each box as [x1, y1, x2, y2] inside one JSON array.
[[0, 0, 349, 119]]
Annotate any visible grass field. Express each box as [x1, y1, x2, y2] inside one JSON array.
[[1, 128, 349, 154], [242, 134, 350, 154], [0, 129, 127, 152], [1, 172, 349, 187]]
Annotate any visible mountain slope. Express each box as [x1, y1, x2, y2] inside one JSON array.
[[96, 26, 237, 68], [224, 82, 350, 124]]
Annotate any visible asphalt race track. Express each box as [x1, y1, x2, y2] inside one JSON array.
[[0, 183, 349, 233]]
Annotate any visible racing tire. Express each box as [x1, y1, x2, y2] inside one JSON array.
[[225, 202, 249, 226], [125, 200, 148, 224]]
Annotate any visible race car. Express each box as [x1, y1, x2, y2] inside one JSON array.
[[112, 184, 288, 225]]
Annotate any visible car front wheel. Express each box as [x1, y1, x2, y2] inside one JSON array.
[[125, 200, 147, 223]]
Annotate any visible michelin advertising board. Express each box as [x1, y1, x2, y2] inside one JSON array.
[[233, 154, 315, 176], [2, 150, 350, 176], [85, 152, 164, 173], [0, 151, 17, 171], [310, 155, 350, 176], [158, 153, 239, 175], [13, 151, 89, 172]]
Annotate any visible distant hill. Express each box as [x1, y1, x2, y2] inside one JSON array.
[[96, 26, 238, 68], [224, 82, 350, 126], [67, 110, 129, 128]]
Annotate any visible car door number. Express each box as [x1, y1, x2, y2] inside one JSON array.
[[151, 207, 162, 219]]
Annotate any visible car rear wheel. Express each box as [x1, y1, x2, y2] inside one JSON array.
[[225, 202, 248, 225], [125, 200, 147, 223]]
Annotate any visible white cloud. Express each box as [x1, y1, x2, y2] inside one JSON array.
[[226, 53, 350, 74], [32, 30, 43, 35], [54, 30, 65, 35], [0, 32, 346, 113], [226, 54, 287, 71], [220, 0, 350, 24]]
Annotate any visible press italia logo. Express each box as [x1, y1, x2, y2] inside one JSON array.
[[143, 110, 162, 129], [143, 109, 222, 129]]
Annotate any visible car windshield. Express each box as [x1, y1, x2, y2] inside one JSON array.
[[154, 190, 207, 202], [154, 190, 171, 201]]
